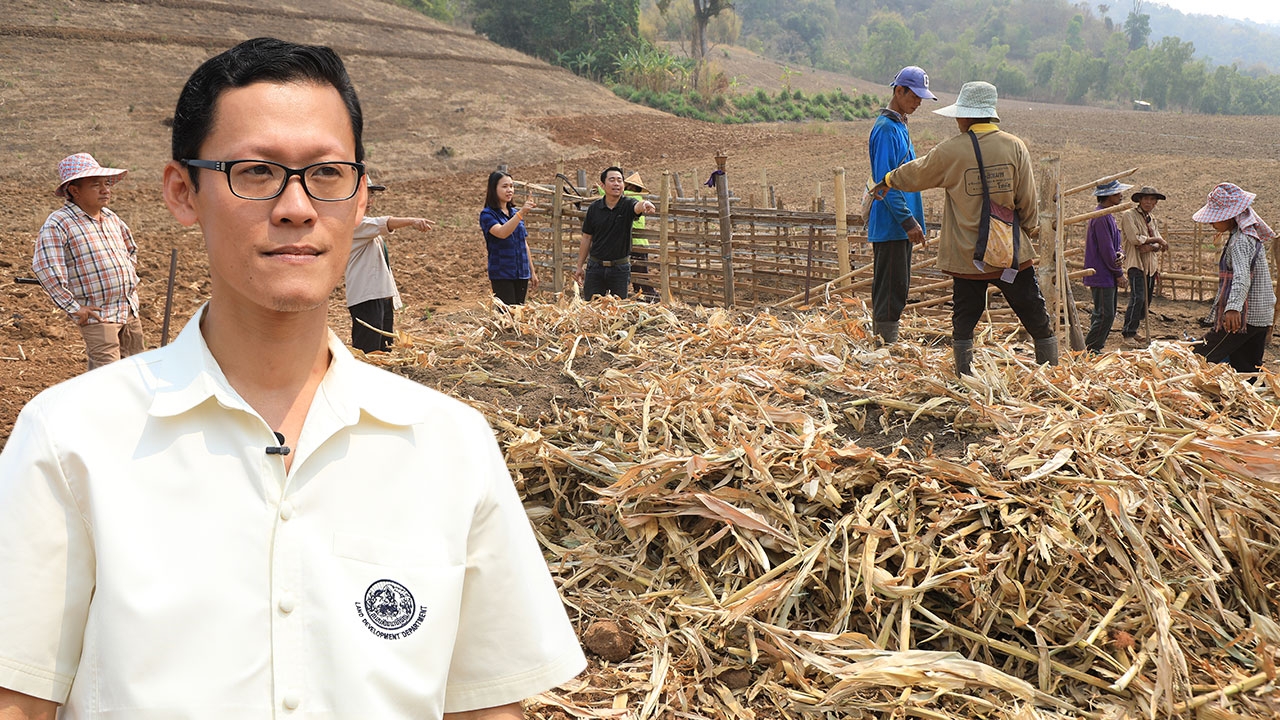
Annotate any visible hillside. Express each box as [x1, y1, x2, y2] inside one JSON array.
[[0, 0, 657, 183]]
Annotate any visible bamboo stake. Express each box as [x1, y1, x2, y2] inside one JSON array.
[[1064, 167, 1140, 197], [834, 168, 850, 288], [551, 159, 565, 294], [654, 172, 670, 304], [1064, 201, 1137, 227]]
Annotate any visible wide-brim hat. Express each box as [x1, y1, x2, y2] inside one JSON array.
[[933, 81, 999, 121], [1192, 182, 1256, 223], [1130, 186, 1166, 202], [623, 172, 647, 193], [1093, 179, 1133, 197], [55, 153, 127, 197]]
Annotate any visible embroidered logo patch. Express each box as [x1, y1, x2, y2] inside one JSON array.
[[355, 579, 427, 639]]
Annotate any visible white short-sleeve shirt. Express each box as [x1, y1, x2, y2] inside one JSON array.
[[0, 309, 585, 718], [345, 216, 403, 309]]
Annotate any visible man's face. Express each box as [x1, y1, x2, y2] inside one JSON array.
[[68, 177, 114, 215], [895, 86, 923, 115], [602, 171, 625, 200], [1100, 193, 1122, 207], [1138, 196, 1160, 213], [163, 81, 366, 316]]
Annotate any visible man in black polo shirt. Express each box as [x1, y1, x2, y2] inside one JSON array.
[[575, 166, 656, 300]]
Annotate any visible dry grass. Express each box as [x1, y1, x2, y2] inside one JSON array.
[[368, 295, 1280, 719]]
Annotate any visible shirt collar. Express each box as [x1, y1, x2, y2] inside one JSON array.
[[148, 304, 420, 427], [880, 107, 908, 124], [969, 122, 999, 133]]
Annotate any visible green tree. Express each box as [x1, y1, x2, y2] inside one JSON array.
[[858, 11, 914, 82], [1124, 6, 1151, 51], [473, 0, 643, 79]]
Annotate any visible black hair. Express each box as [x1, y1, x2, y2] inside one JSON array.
[[600, 166, 624, 184], [171, 37, 364, 189], [485, 171, 513, 211]]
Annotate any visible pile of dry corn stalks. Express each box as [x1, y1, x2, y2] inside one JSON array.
[[371, 296, 1280, 719]]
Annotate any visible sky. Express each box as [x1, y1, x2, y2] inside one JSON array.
[[1151, 0, 1280, 26]]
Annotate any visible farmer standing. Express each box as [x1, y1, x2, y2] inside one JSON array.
[[1082, 180, 1131, 354], [33, 153, 145, 370], [575, 166, 655, 300], [871, 81, 1056, 376], [1118, 185, 1169, 346], [1192, 182, 1276, 375], [867, 65, 935, 343], [0, 37, 584, 719]]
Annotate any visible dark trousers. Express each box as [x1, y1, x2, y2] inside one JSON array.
[[1122, 268, 1156, 337], [1085, 286, 1118, 353], [349, 297, 394, 353], [952, 267, 1053, 342], [630, 249, 657, 298], [871, 240, 913, 324], [582, 259, 630, 300], [490, 278, 530, 306], [1195, 324, 1270, 375]]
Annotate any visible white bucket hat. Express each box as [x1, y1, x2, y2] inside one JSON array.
[[55, 153, 127, 197], [933, 81, 1000, 121]]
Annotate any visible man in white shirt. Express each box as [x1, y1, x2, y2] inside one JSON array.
[[0, 37, 585, 720]]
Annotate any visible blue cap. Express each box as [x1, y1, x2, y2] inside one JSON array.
[[891, 66, 937, 101]]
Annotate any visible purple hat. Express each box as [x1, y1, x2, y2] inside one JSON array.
[[55, 153, 127, 197], [891, 66, 937, 101], [1192, 182, 1256, 223]]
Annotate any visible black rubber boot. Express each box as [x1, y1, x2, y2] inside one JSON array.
[[878, 321, 899, 343], [1034, 336, 1060, 366], [953, 338, 974, 377]]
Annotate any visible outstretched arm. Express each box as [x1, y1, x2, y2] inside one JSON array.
[[386, 217, 435, 233]]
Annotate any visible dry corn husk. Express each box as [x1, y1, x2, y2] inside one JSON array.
[[370, 294, 1280, 719]]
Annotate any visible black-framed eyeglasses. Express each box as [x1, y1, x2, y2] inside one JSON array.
[[181, 159, 366, 202]]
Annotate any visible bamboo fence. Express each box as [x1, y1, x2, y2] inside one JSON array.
[[519, 160, 1249, 322]]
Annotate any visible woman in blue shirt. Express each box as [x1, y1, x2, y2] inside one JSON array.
[[480, 171, 539, 305]]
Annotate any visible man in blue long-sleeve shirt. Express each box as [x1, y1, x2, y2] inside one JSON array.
[[1083, 180, 1131, 353], [867, 66, 935, 342]]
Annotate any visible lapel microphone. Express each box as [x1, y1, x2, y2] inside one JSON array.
[[266, 431, 291, 456]]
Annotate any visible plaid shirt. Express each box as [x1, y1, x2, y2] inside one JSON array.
[[1221, 229, 1276, 327], [33, 202, 140, 323]]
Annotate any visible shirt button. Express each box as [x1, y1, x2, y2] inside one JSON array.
[[279, 501, 295, 521], [283, 694, 301, 710], [279, 595, 296, 614]]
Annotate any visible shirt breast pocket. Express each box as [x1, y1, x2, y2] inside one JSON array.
[[329, 532, 466, 643]]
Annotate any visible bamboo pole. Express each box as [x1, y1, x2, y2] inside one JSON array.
[[715, 152, 735, 307], [659, 171, 672, 304], [551, 158, 565, 294], [1063, 201, 1136, 227], [1064, 167, 1140, 197], [834, 168, 850, 288], [1037, 157, 1061, 337]]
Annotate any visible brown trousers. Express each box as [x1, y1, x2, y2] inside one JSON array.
[[79, 316, 145, 370]]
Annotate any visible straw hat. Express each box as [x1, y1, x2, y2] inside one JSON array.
[[55, 153, 127, 197], [1130, 186, 1166, 202], [623, 172, 647, 193], [933, 81, 999, 121], [1192, 182, 1256, 223]]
